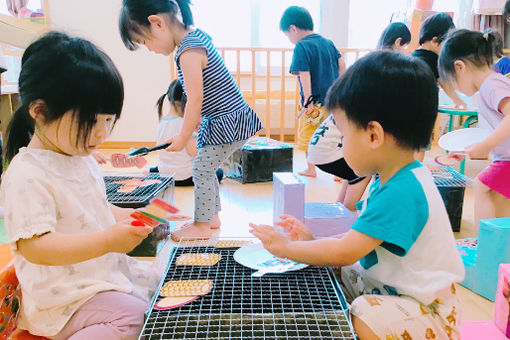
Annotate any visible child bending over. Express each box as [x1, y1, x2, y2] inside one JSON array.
[[150, 79, 223, 186], [1, 32, 161, 339], [439, 29, 510, 229], [120, 0, 262, 241], [251, 51, 464, 340]]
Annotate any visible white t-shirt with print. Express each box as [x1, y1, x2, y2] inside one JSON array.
[[0, 148, 161, 337], [157, 116, 194, 180], [307, 114, 343, 165]]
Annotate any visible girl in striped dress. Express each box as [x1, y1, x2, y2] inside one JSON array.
[[119, 0, 262, 241]]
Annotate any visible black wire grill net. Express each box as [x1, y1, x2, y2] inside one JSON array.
[[141, 240, 355, 339]]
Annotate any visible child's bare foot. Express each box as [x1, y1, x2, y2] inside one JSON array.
[[170, 221, 216, 242], [211, 213, 221, 229], [298, 168, 317, 177]]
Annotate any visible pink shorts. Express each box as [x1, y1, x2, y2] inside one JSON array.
[[477, 160, 510, 199]]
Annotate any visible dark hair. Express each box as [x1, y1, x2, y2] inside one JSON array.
[[156, 79, 187, 119], [120, 0, 193, 51], [279, 6, 314, 31], [325, 51, 438, 150], [492, 31, 504, 59], [438, 29, 494, 84], [5, 31, 124, 162], [419, 12, 455, 45], [377, 22, 411, 50]]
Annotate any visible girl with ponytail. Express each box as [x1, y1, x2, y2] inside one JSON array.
[[1, 32, 161, 339], [119, 0, 262, 241], [439, 29, 510, 230]]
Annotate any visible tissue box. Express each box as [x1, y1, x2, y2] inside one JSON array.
[[226, 137, 294, 183], [273, 172, 304, 223]]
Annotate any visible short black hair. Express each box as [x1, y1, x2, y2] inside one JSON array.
[[492, 31, 504, 59], [325, 51, 438, 150], [280, 6, 314, 31], [119, 0, 194, 51], [377, 22, 411, 50], [419, 12, 455, 45], [505, 0, 510, 23], [438, 29, 494, 84]]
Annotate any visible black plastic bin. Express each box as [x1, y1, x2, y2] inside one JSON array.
[[431, 167, 472, 232]]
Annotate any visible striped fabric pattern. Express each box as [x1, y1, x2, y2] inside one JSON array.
[[175, 29, 262, 147]]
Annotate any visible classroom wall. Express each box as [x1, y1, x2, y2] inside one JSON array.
[[49, 0, 169, 143], [48, 0, 348, 143]]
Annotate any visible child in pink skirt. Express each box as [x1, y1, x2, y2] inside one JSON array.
[[439, 29, 510, 228]]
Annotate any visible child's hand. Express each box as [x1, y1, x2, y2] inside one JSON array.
[[103, 219, 153, 253], [453, 98, 467, 110], [249, 223, 289, 258], [275, 215, 314, 241], [91, 150, 108, 164], [465, 141, 490, 160], [165, 135, 186, 152]]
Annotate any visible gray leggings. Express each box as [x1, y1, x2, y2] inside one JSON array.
[[192, 140, 246, 222]]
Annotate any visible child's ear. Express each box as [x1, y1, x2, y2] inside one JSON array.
[[454, 60, 466, 73], [394, 37, 402, 47], [28, 99, 47, 121], [366, 121, 384, 149], [148, 14, 165, 30]]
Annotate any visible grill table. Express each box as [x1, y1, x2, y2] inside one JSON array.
[[104, 173, 174, 209], [430, 166, 472, 232], [141, 240, 355, 339], [104, 173, 175, 256]]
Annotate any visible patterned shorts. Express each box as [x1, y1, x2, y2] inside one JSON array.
[[297, 105, 327, 151], [336, 264, 461, 340]]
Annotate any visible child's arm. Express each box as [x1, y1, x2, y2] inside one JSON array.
[[166, 49, 207, 152], [298, 71, 313, 107], [250, 224, 382, 267], [109, 203, 134, 222], [186, 134, 199, 157], [439, 79, 467, 108], [17, 220, 153, 266], [338, 56, 346, 76], [465, 97, 510, 159]]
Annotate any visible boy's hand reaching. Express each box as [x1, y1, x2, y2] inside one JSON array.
[[103, 219, 153, 253], [249, 223, 289, 258], [275, 215, 314, 241]]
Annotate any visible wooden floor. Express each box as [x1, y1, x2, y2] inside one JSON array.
[[99, 146, 494, 322]]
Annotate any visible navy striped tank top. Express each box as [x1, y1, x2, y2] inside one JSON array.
[[175, 29, 263, 148]]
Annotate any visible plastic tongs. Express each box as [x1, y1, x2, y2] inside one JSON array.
[[127, 143, 171, 158], [296, 94, 319, 120]]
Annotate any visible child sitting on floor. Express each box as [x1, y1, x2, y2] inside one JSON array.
[[251, 51, 464, 340], [150, 80, 223, 186], [1, 32, 161, 339]]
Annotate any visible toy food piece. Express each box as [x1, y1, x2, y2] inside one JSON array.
[[131, 220, 146, 227], [151, 198, 179, 214], [154, 296, 198, 310], [140, 211, 168, 224], [111, 153, 147, 169], [114, 178, 162, 193], [215, 240, 249, 248], [176, 253, 221, 266], [130, 211, 160, 227], [160, 280, 213, 297], [147, 205, 168, 218]]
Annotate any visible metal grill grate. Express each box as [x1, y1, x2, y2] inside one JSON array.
[[431, 166, 472, 187], [104, 173, 173, 208], [141, 241, 355, 339]]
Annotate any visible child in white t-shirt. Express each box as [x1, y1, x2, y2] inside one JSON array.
[[150, 80, 223, 186], [251, 51, 464, 339]]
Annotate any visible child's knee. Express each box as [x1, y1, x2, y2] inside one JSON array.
[[352, 315, 381, 340]]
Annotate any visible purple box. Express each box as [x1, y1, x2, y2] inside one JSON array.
[[304, 202, 357, 237], [273, 172, 305, 223]]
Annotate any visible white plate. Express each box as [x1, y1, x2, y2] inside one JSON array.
[[438, 128, 491, 152], [233, 242, 308, 273]]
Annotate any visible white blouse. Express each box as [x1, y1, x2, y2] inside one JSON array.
[[0, 148, 160, 337]]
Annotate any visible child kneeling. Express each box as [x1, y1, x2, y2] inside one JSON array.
[[251, 51, 464, 340]]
